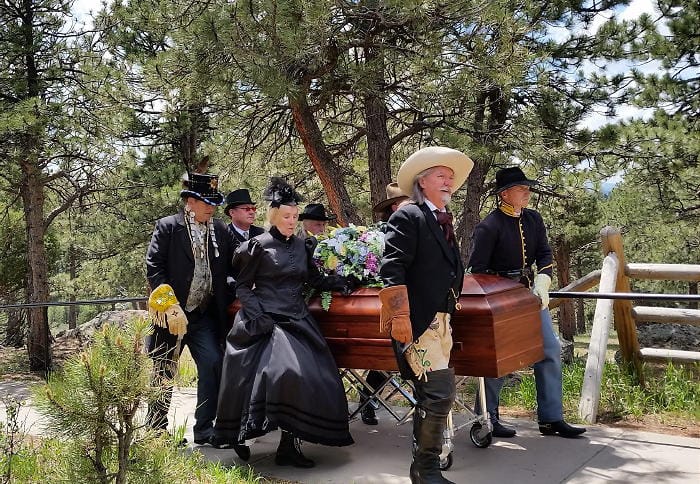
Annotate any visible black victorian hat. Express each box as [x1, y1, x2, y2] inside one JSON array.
[[224, 189, 256, 213], [299, 203, 336, 221], [493, 167, 538, 194], [180, 172, 225, 206]]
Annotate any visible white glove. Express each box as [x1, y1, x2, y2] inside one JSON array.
[[532, 274, 551, 310]]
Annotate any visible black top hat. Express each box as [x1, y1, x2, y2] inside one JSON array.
[[299, 203, 336, 221], [224, 189, 256, 213], [180, 173, 224, 206], [494, 167, 538, 194]]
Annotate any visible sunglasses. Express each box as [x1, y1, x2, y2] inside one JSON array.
[[235, 206, 257, 212]]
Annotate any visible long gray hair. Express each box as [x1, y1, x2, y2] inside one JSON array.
[[411, 167, 438, 204]]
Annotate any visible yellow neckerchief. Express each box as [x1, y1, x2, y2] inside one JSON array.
[[498, 200, 521, 217], [499, 200, 528, 278]]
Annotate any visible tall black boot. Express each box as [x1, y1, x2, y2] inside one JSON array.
[[409, 369, 456, 484], [275, 430, 315, 468]]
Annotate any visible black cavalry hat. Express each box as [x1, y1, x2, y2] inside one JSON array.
[[493, 167, 538, 194], [224, 189, 256, 213], [299, 203, 336, 221], [180, 173, 224, 206]]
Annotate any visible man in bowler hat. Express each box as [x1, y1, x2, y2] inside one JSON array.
[[224, 188, 265, 244], [298, 203, 336, 237], [468, 166, 586, 439]]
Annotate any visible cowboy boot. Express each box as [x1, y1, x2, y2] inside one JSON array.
[[275, 430, 315, 468], [409, 369, 456, 484]]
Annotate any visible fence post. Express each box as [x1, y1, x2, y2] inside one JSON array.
[[578, 252, 618, 423], [599, 226, 644, 383]]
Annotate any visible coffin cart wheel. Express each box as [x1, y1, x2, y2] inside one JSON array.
[[439, 451, 454, 471], [469, 422, 493, 448]]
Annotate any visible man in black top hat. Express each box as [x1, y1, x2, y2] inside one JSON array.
[[298, 203, 336, 237], [145, 172, 237, 446], [468, 166, 585, 439], [224, 188, 265, 244]]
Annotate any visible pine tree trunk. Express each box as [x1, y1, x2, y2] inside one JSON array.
[[689, 281, 698, 310], [363, 46, 392, 222], [290, 94, 361, 226], [22, 153, 52, 373], [554, 236, 576, 342], [4, 309, 24, 347], [574, 262, 586, 333], [68, 244, 77, 329], [458, 156, 490, 262]]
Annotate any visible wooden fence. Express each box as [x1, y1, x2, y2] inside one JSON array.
[[548, 226, 700, 423]]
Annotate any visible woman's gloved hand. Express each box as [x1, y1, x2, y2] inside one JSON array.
[[532, 273, 552, 309], [341, 275, 362, 295]]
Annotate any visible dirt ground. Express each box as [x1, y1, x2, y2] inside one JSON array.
[[2, 344, 698, 439]]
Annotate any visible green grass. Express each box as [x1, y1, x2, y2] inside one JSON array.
[[498, 359, 700, 423]]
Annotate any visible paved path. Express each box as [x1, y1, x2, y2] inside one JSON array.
[[2, 382, 699, 483]]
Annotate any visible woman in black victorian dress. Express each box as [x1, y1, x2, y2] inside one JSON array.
[[213, 178, 354, 468]]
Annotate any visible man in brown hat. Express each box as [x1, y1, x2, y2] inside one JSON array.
[[224, 188, 265, 244], [468, 166, 585, 439], [380, 146, 473, 484], [357, 182, 411, 426], [145, 172, 237, 447], [373, 182, 410, 223]]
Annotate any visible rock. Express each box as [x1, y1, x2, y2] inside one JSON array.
[[636, 322, 700, 352], [54, 310, 148, 342]]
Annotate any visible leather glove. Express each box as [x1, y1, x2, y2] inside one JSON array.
[[378, 285, 413, 344], [165, 304, 188, 336], [532, 273, 552, 310], [341, 275, 362, 296], [148, 284, 188, 336]]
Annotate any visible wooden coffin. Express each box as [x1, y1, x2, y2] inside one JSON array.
[[309, 274, 544, 378]]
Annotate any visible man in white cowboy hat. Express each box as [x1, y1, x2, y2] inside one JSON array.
[[468, 166, 585, 439], [145, 171, 237, 447], [379, 146, 473, 484]]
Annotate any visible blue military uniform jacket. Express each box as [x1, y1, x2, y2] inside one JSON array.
[[468, 205, 553, 288]]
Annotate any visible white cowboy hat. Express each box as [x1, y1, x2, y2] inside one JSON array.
[[397, 146, 474, 195]]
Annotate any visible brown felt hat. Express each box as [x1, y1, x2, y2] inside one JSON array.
[[372, 182, 409, 213]]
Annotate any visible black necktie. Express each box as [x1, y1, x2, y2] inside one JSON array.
[[434, 210, 455, 247]]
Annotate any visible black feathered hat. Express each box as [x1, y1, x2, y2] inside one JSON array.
[[263, 177, 303, 207]]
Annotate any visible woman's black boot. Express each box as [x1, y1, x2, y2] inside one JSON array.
[[275, 430, 315, 468]]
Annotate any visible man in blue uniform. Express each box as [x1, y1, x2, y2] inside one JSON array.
[[468, 167, 585, 439]]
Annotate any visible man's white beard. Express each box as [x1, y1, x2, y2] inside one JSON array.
[[441, 193, 452, 205]]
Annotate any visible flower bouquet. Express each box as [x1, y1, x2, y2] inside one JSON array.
[[312, 224, 385, 309]]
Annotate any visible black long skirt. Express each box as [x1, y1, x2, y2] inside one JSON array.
[[213, 310, 354, 447]]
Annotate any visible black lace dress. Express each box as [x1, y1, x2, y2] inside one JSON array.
[[213, 227, 354, 447]]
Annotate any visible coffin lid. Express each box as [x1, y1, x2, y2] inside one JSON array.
[[460, 273, 524, 297]]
